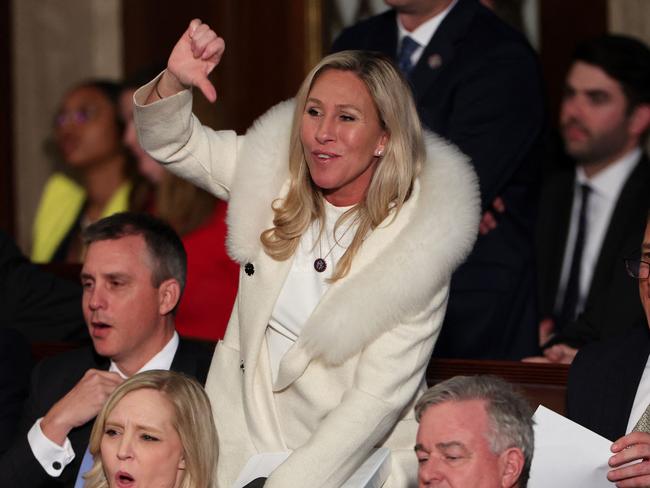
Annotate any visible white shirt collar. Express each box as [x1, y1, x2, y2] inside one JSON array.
[[576, 147, 642, 202], [396, 0, 458, 47], [110, 331, 179, 378]]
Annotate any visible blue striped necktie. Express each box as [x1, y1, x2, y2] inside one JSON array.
[[397, 36, 420, 74], [74, 446, 94, 488]]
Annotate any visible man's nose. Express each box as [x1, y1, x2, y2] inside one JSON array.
[[419, 459, 444, 486], [87, 287, 107, 311], [560, 96, 582, 123]]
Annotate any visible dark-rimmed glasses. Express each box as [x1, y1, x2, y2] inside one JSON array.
[[625, 258, 650, 279]]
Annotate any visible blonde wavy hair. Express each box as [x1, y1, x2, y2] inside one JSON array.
[[83, 370, 217, 488], [260, 50, 426, 281]]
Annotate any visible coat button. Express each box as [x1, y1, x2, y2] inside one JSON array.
[[244, 263, 255, 276], [52, 461, 62, 470], [240, 360, 245, 373]]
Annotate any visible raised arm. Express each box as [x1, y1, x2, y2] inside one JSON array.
[[134, 20, 239, 201]]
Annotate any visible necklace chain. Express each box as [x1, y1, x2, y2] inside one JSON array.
[[313, 218, 357, 273]]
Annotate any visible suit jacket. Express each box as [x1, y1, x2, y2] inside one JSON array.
[[537, 154, 650, 348], [0, 338, 213, 487], [333, 0, 545, 359], [134, 79, 479, 487], [0, 230, 86, 341], [0, 328, 32, 455], [567, 321, 650, 441]]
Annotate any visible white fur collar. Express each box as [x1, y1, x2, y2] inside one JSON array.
[[226, 100, 480, 365]]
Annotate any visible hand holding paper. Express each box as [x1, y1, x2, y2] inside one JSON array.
[[608, 431, 650, 486]]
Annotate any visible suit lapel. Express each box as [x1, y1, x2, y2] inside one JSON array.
[[538, 171, 575, 313], [170, 339, 196, 375], [409, 0, 475, 104], [240, 252, 294, 389], [368, 10, 398, 57], [587, 157, 650, 308], [603, 325, 650, 439]]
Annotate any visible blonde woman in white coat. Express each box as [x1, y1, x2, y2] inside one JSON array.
[[134, 19, 480, 488]]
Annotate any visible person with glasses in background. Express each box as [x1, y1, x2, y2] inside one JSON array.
[[31, 80, 135, 263], [567, 211, 650, 486]]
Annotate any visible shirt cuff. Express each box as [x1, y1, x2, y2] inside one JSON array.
[[27, 418, 76, 477]]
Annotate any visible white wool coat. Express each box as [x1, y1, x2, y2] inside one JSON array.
[[134, 78, 480, 488]]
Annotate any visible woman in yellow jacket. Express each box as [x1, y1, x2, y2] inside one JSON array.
[[32, 80, 132, 263]]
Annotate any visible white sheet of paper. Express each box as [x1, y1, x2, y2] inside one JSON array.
[[528, 405, 614, 487], [231, 448, 391, 488]]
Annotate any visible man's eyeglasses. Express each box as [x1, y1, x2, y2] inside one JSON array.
[[625, 258, 650, 279]]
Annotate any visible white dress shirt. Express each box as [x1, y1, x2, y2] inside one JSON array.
[[267, 202, 356, 382], [27, 331, 179, 477], [554, 148, 641, 317], [396, 0, 458, 67], [627, 353, 650, 434]]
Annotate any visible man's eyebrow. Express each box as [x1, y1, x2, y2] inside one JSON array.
[[104, 272, 131, 280], [584, 88, 610, 99], [436, 441, 467, 450]]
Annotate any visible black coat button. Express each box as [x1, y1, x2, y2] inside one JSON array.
[[244, 263, 255, 276], [52, 461, 62, 470]]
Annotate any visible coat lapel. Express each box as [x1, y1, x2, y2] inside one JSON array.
[[537, 170, 575, 313], [368, 10, 398, 57], [602, 324, 650, 439], [409, 0, 475, 104], [587, 157, 650, 307], [239, 251, 294, 382]]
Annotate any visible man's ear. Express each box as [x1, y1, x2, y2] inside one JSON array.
[[499, 447, 525, 488], [158, 278, 181, 315], [629, 104, 650, 140]]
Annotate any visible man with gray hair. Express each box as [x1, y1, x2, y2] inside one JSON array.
[[414, 375, 534, 487]]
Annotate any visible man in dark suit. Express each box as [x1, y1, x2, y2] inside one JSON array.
[[567, 215, 650, 486], [0, 213, 213, 487], [333, 0, 545, 359], [533, 35, 650, 364]]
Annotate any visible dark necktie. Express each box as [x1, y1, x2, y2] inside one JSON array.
[[397, 36, 420, 74], [558, 183, 592, 330]]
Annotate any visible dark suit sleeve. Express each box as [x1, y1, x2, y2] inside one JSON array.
[[0, 349, 97, 487], [566, 346, 591, 424], [566, 326, 648, 442], [0, 358, 64, 487], [0, 230, 86, 341], [0, 329, 32, 455], [439, 43, 544, 210]]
